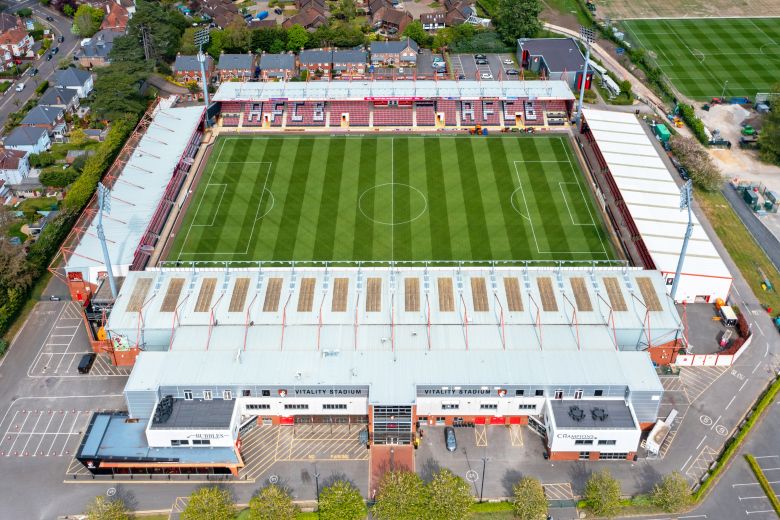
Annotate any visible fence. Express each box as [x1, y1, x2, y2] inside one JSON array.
[[673, 332, 753, 367], [154, 259, 630, 270]]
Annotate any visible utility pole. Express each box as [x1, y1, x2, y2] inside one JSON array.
[[195, 28, 211, 127], [575, 26, 595, 125], [479, 457, 488, 503], [97, 183, 118, 299], [670, 180, 693, 302]]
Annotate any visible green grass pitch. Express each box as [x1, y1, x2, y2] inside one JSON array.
[[622, 18, 780, 100], [166, 135, 615, 263]]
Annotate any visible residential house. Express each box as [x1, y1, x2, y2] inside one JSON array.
[[332, 49, 367, 77], [195, 0, 241, 29], [420, 12, 446, 31], [28, 210, 59, 237], [372, 7, 413, 35], [0, 14, 34, 70], [298, 49, 333, 77], [259, 52, 296, 80], [282, 8, 327, 31], [100, 0, 130, 31], [173, 54, 215, 87], [247, 18, 277, 29], [3, 126, 51, 154], [20, 105, 66, 141], [367, 0, 391, 14], [442, 0, 475, 25], [370, 38, 419, 66], [76, 29, 122, 68], [216, 52, 255, 82], [55, 68, 95, 98], [38, 86, 80, 113], [516, 37, 590, 90], [295, 0, 326, 14], [0, 148, 30, 185]]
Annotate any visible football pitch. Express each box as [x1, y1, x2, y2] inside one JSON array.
[[166, 135, 615, 263], [622, 18, 780, 100]]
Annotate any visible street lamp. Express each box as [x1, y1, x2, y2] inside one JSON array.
[[670, 180, 693, 302], [479, 457, 488, 503], [314, 468, 320, 517], [194, 28, 211, 127], [575, 26, 595, 125]]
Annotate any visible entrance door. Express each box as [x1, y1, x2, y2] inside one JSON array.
[[372, 406, 413, 445]]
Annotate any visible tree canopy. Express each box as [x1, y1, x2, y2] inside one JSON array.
[[72, 4, 104, 37], [91, 61, 148, 120], [181, 487, 236, 520], [512, 477, 548, 520], [583, 470, 622, 518], [669, 135, 724, 191], [494, 0, 542, 45], [402, 21, 432, 48], [84, 496, 129, 520], [427, 468, 473, 520], [318, 480, 366, 520], [247, 484, 298, 520], [759, 88, 780, 165], [372, 471, 428, 520], [651, 472, 692, 512], [286, 24, 310, 51]]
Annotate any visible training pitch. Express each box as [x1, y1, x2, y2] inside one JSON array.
[[166, 135, 614, 263], [622, 18, 780, 100]]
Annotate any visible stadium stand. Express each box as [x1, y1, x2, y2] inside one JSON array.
[[243, 102, 264, 127], [373, 103, 413, 126], [503, 100, 522, 125], [269, 102, 285, 127], [480, 100, 501, 125], [286, 102, 326, 127], [437, 99, 459, 127], [415, 102, 436, 126], [220, 102, 242, 127], [329, 101, 370, 127], [524, 100, 543, 126]]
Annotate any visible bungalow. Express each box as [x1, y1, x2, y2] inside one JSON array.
[[3, 126, 51, 154], [420, 12, 446, 31], [372, 8, 413, 35], [282, 8, 327, 31], [298, 48, 333, 77], [0, 148, 30, 185], [370, 38, 419, 66], [259, 52, 297, 80], [173, 54, 215, 87], [55, 68, 94, 98], [216, 52, 255, 82], [38, 86, 80, 113], [76, 29, 122, 68], [331, 49, 367, 77]]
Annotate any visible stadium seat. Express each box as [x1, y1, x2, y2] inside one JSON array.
[[415, 102, 436, 127], [330, 101, 370, 126], [243, 102, 265, 127], [219, 102, 242, 127], [373, 104, 413, 127]]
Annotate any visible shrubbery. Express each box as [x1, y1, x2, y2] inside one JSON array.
[[669, 135, 723, 191], [677, 104, 709, 144]]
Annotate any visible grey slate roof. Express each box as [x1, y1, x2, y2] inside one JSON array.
[[78, 30, 122, 59], [332, 49, 367, 64], [517, 37, 586, 73], [370, 38, 419, 54], [299, 48, 332, 65], [175, 54, 212, 72], [21, 105, 63, 126], [55, 67, 92, 88], [4, 126, 47, 146], [38, 86, 78, 107], [259, 53, 295, 70], [217, 53, 254, 70]]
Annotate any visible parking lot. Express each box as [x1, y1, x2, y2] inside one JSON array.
[[449, 53, 520, 81]]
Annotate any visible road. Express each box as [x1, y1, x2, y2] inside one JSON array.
[[0, 0, 79, 135], [721, 185, 780, 273]]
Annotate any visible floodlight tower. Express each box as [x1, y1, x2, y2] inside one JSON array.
[[574, 26, 595, 125], [670, 180, 693, 302], [195, 28, 212, 127], [97, 183, 118, 299]]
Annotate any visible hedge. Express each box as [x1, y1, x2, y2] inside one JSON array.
[[35, 80, 49, 95], [745, 454, 780, 516], [40, 167, 80, 187], [678, 104, 709, 145]]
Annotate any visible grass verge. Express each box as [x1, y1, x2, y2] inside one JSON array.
[[695, 189, 780, 312], [1, 270, 52, 346], [745, 454, 780, 516]]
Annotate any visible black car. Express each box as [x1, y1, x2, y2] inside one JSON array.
[[45, 16, 54, 21], [77, 353, 97, 374], [52, 46, 59, 54], [475, 59, 488, 65], [30, 67, 38, 76], [46, 53, 52, 61], [458, 74, 466, 80], [474, 54, 486, 59], [444, 427, 457, 452], [58, 35, 64, 43], [274, 7, 283, 14], [505, 69, 519, 75]]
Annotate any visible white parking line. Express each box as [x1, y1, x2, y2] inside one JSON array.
[[680, 454, 693, 472], [47, 412, 68, 457], [19, 412, 45, 455], [753, 456, 780, 460], [733, 481, 780, 486], [31, 412, 57, 456], [696, 435, 707, 449], [725, 396, 737, 410], [746, 510, 775, 515]]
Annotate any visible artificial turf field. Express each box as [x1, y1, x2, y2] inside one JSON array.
[[166, 135, 615, 263], [622, 18, 780, 100]]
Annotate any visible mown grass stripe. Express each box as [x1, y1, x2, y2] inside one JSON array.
[[423, 137, 453, 260], [272, 138, 314, 259], [352, 137, 379, 260], [486, 137, 530, 259], [392, 137, 414, 260], [455, 139, 492, 260], [312, 137, 347, 260]]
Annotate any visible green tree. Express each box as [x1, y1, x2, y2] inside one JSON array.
[[248, 484, 297, 520], [63, 4, 75, 17], [619, 79, 632, 97], [402, 21, 432, 48], [583, 470, 622, 518], [286, 24, 309, 51], [759, 88, 780, 165], [182, 486, 235, 520], [372, 470, 428, 520], [494, 0, 541, 45], [91, 61, 148, 119], [223, 15, 252, 52], [512, 477, 547, 520], [651, 472, 692, 513], [270, 38, 286, 54], [16, 7, 33, 18], [333, 0, 357, 21], [427, 468, 473, 520], [669, 135, 724, 191], [69, 128, 88, 146], [318, 480, 365, 520], [84, 496, 129, 520], [73, 4, 104, 37], [179, 27, 200, 55]]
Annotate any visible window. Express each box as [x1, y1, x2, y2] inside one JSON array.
[[599, 452, 628, 460], [223, 390, 232, 401], [171, 440, 189, 446], [598, 440, 617, 446], [515, 389, 525, 396], [518, 404, 536, 410], [535, 390, 544, 397], [442, 404, 459, 410], [284, 404, 309, 410], [262, 390, 270, 397], [242, 390, 251, 397], [554, 390, 563, 399], [579, 452, 590, 460], [184, 390, 193, 400], [480, 403, 498, 410], [594, 389, 603, 397], [203, 390, 212, 401], [574, 389, 583, 400], [323, 404, 347, 410], [192, 439, 211, 446], [246, 404, 270, 410], [574, 439, 594, 445]]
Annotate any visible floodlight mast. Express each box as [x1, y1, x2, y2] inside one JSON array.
[[97, 183, 118, 299], [670, 180, 693, 302], [195, 29, 211, 127], [575, 26, 594, 125]]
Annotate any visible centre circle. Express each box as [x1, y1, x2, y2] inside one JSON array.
[[359, 183, 428, 225]]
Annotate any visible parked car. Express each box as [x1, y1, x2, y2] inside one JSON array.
[[46, 53, 52, 61], [52, 46, 59, 54], [77, 353, 97, 374], [505, 69, 519, 75], [14, 82, 24, 92], [49, 295, 61, 301], [29, 67, 38, 76], [274, 7, 283, 14], [444, 427, 457, 452], [45, 15, 54, 21], [481, 72, 493, 80], [58, 35, 64, 43], [503, 58, 513, 65], [475, 59, 488, 65], [474, 54, 486, 59], [458, 74, 466, 80]]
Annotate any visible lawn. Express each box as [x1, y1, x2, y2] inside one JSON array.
[[166, 135, 615, 264], [622, 18, 780, 100]]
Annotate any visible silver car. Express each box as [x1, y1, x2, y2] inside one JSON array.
[[444, 427, 457, 452]]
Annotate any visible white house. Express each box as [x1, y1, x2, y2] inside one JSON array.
[[4, 126, 51, 154], [55, 68, 94, 98], [0, 148, 29, 184]]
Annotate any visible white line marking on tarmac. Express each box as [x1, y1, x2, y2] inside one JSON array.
[[752, 361, 762, 374], [680, 454, 693, 472], [739, 379, 750, 392], [733, 481, 780, 486], [696, 435, 707, 450], [710, 415, 721, 431], [725, 396, 736, 410], [753, 456, 780, 459], [746, 510, 775, 515]]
